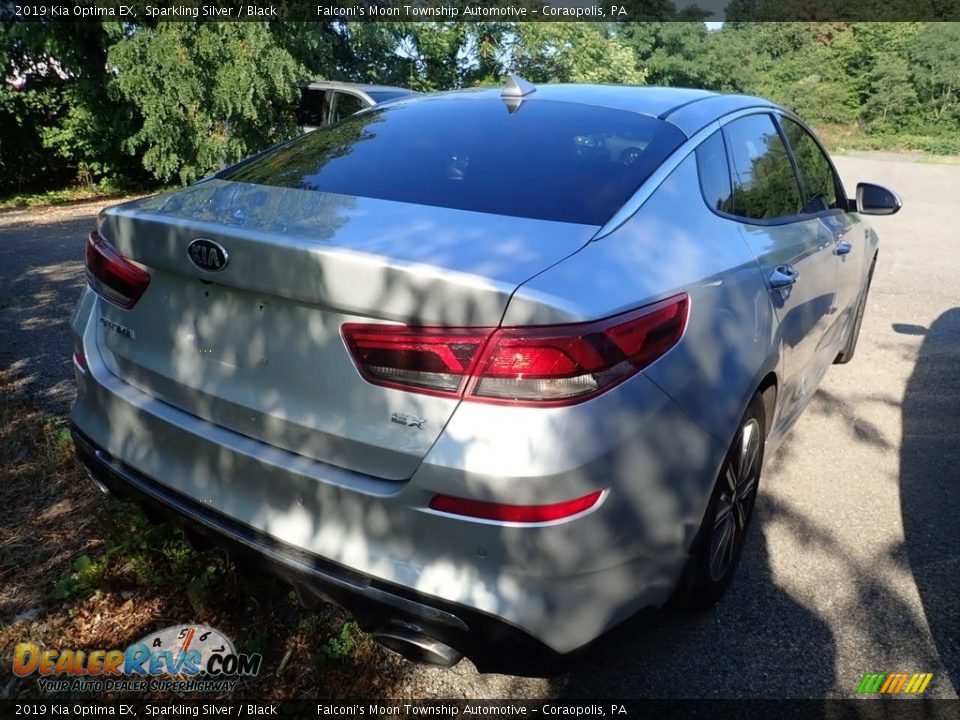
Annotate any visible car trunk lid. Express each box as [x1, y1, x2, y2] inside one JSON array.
[[92, 180, 597, 480]]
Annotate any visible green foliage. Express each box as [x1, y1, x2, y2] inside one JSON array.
[[511, 24, 646, 85], [108, 23, 302, 184], [397, 22, 473, 90], [0, 84, 69, 192], [837, 132, 960, 156], [862, 54, 918, 130], [41, 416, 73, 466], [54, 553, 104, 599], [909, 23, 960, 124], [0, 22, 142, 192], [622, 23, 742, 90], [40, 79, 143, 187], [314, 621, 360, 665], [328, 23, 517, 90], [54, 499, 234, 610], [270, 22, 343, 80], [0, 180, 139, 211], [4, 20, 960, 199]]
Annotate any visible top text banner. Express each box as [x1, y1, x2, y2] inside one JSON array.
[[3, 0, 960, 22]]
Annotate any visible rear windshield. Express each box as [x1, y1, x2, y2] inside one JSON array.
[[223, 96, 686, 225]]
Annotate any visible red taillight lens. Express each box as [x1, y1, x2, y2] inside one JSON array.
[[85, 230, 150, 309], [73, 349, 88, 372], [471, 294, 688, 404], [342, 294, 688, 406], [429, 490, 603, 523], [340, 325, 493, 397]]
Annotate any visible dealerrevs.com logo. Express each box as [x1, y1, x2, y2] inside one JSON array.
[[13, 625, 262, 693]]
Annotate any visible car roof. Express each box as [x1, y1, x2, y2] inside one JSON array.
[[399, 84, 780, 139], [301, 80, 416, 95]]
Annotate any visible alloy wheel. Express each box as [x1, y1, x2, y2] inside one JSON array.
[[709, 418, 761, 582]]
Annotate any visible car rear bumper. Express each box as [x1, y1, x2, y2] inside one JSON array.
[[72, 427, 570, 675], [70, 287, 728, 672]]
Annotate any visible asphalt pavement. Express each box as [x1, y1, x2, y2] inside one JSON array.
[[1, 155, 957, 698], [0, 201, 101, 411]]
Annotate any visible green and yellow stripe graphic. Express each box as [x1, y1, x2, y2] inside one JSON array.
[[857, 672, 933, 694]]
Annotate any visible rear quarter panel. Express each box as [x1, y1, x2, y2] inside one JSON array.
[[504, 151, 779, 454]]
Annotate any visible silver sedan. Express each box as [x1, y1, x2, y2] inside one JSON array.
[[70, 77, 900, 675]]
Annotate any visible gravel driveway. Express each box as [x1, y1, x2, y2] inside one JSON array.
[[1, 155, 957, 699]]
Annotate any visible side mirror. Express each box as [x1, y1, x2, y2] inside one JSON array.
[[855, 182, 902, 216]]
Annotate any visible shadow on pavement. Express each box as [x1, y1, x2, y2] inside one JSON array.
[[0, 210, 97, 413], [898, 309, 960, 690], [555, 505, 835, 698]]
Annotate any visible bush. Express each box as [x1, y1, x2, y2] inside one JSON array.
[[0, 84, 73, 194]]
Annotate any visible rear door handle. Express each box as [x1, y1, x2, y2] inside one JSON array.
[[770, 265, 799, 289]]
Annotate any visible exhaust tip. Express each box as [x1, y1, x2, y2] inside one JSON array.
[[85, 471, 112, 497], [371, 621, 463, 667]]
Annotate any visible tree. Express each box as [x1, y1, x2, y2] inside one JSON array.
[[5, 20, 960, 196], [509, 24, 647, 85], [910, 23, 960, 124], [862, 54, 918, 129], [727, 24, 858, 125], [616, 22, 753, 91], [109, 23, 302, 185], [0, 21, 141, 191], [268, 22, 344, 81]]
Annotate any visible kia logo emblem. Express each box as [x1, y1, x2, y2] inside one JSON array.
[[187, 238, 229, 272]]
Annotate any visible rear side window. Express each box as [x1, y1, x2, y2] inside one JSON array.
[[780, 117, 841, 213], [331, 92, 365, 123], [297, 88, 327, 127], [696, 130, 734, 214], [722, 114, 803, 222], [223, 97, 686, 225]]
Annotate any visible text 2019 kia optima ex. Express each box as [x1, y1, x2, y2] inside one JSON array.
[[71, 78, 901, 675]]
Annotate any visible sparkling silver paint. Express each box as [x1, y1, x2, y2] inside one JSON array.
[[70, 86, 882, 656]]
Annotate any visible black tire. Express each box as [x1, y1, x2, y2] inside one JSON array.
[[835, 256, 877, 364], [671, 392, 766, 610]]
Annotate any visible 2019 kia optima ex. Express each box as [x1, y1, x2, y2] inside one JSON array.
[[70, 77, 901, 675]]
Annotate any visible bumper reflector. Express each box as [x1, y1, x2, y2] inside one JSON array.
[[73, 349, 88, 372], [429, 490, 603, 523]]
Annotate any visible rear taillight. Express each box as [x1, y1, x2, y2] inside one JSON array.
[[470, 294, 688, 404], [429, 490, 603, 523], [73, 349, 87, 372], [339, 325, 491, 397], [85, 230, 150, 309], [342, 293, 688, 406]]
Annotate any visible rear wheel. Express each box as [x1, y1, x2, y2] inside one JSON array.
[[672, 392, 765, 610], [835, 256, 877, 364]]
